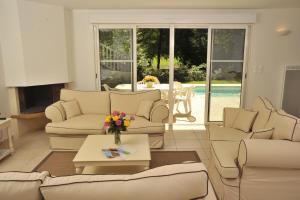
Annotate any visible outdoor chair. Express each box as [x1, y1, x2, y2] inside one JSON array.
[[175, 86, 193, 113]]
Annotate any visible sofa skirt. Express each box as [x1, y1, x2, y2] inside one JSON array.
[[49, 133, 164, 150], [207, 158, 239, 200]]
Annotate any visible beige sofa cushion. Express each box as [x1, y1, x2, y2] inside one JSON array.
[[46, 115, 165, 136], [247, 128, 274, 139], [45, 101, 66, 122], [110, 90, 161, 115], [150, 100, 169, 123], [60, 89, 110, 115], [136, 100, 154, 119], [211, 141, 240, 178], [46, 114, 106, 135], [232, 109, 258, 132], [266, 110, 297, 140], [293, 123, 300, 142], [208, 124, 248, 141], [40, 163, 208, 200], [61, 100, 82, 119], [0, 171, 49, 200], [223, 107, 241, 128], [238, 139, 300, 169], [126, 116, 165, 134], [252, 97, 274, 131]]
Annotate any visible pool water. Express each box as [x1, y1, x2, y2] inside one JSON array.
[[193, 86, 241, 97]]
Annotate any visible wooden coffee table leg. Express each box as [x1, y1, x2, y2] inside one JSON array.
[[75, 167, 84, 174]]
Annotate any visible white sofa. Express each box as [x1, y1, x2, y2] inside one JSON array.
[[0, 163, 210, 200], [207, 97, 300, 200], [45, 89, 169, 150]]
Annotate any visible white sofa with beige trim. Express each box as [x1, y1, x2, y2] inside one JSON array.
[[0, 163, 211, 200], [207, 96, 300, 200], [45, 89, 169, 150]]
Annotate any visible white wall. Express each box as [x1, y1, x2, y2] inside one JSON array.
[[70, 8, 300, 108], [0, 47, 9, 117], [0, 0, 22, 115], [246, 8, 300, 107], [0, 0, 26, 86], [72, 10, 96, 90], [0, 0, 71, 87], [17, 0, 70, 86]]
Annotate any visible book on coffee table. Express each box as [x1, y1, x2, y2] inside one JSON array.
[[102, 147, 131, 158]]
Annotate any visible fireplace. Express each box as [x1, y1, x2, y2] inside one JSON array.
[[17, 84, 64, 114]]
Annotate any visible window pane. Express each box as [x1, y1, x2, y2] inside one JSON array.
[[209, 62, 243, 121], [212, 29, 246, 60], [137, 28, 170, 85], [99, 29, 133, 91], [99, 29, 132, 60], [100, 61, 132, 89]]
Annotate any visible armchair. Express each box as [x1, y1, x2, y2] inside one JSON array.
[[207, 96, 300, 200]]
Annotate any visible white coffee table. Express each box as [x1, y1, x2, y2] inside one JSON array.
[[73, 134, 151, 174]]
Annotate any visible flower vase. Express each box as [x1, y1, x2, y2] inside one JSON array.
[[146, 82, 154, 88], [114, 130, 121, 145]]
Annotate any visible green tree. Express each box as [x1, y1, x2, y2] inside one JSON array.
[[174, 29, 207, 67], [137, 29, 169, 69]]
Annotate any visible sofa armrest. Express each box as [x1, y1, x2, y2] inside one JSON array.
[[238, 139, 300, 169], [223, 107, 240, 127], [45, 101, 66, 122], [150, 100, 169, 123]]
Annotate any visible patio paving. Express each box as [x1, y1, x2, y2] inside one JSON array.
[[174, 84, 241, 124]]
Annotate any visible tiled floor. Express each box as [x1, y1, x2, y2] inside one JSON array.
[[0, 125, 211, 171], [0, 130, 50, 172], [0, 125, 216, 199]]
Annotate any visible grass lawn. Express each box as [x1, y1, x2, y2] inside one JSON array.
[[151, 57, 182, 69]]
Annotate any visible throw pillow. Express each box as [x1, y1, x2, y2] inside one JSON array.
[[136, 100, 154, 119], [232, 109, 258, 132], [61, 100, 82, 119], [246, 128, 274, 139]]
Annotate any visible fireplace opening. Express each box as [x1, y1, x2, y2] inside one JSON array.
[[18, 84, 64, 114]]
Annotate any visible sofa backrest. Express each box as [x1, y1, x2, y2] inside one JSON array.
[[110, 90, 161, 115], [251, 96, 275, 131], [0, 171, 49, 200], [266, 109, 300, 141], [60, 89, 110, 115], [40, 163, 208, 200]]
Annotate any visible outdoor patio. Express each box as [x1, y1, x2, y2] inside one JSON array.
[[172, 84, 241, 124], [115, 83, 241, 124]]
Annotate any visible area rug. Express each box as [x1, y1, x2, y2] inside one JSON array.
[[34, 151, 200, 176]]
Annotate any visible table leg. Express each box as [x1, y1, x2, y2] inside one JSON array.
[[7, 126, 14, 153], [75, 167, 84, 174]]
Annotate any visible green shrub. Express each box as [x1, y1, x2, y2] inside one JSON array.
[[188, 64, 207, 81], [174, 65, 191, 82], [137, 63, 207, 83]]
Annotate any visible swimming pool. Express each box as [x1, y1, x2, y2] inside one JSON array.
[[193, 86, 241, 97]]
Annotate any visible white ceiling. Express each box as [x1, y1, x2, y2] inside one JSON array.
[[26, 0, 300, 9]]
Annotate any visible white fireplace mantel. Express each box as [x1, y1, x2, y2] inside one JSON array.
[[0, 0, 71, 87]]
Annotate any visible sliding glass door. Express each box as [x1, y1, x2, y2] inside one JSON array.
[[98, 29, 133, 91], [95, 25, 248, 124], [207, 29, 246, 121], [174, 28, 208, 124]]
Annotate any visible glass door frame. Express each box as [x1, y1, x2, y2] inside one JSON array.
[[204, 25, 250, 123], [93, 24, 250, 124]]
